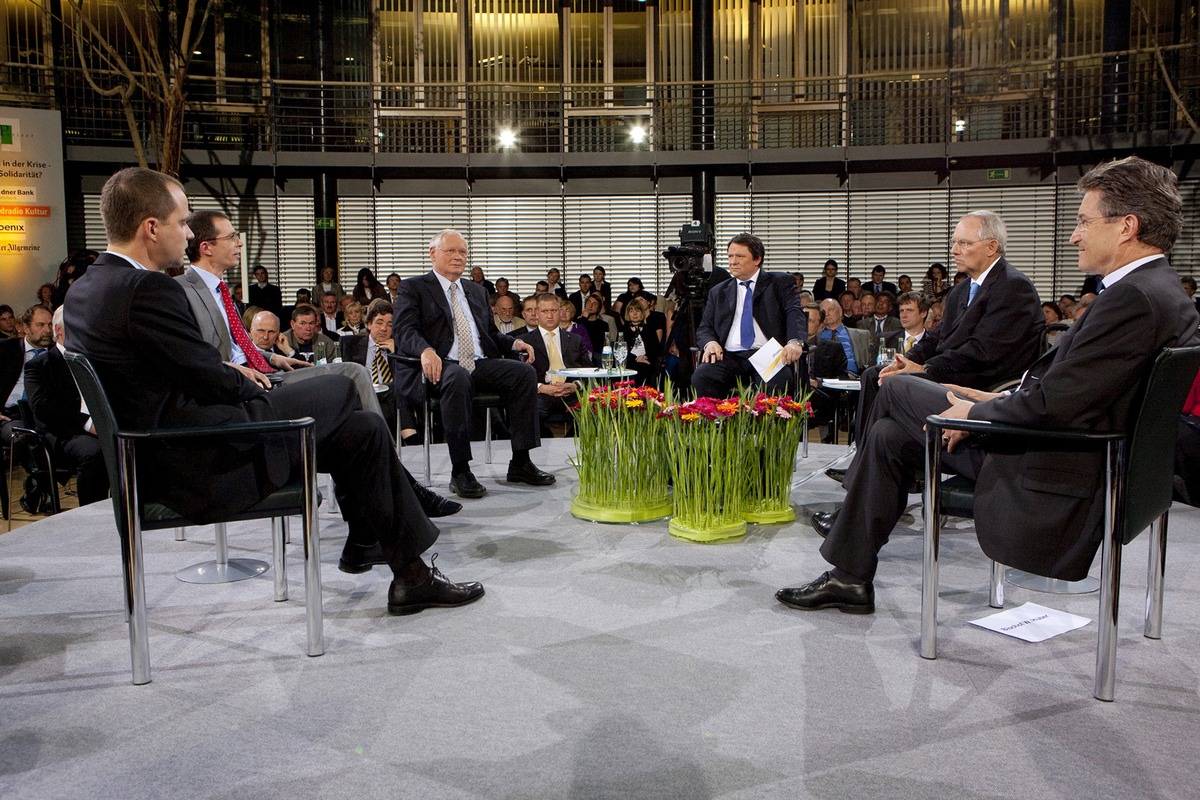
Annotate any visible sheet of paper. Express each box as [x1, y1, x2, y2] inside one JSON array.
[[969, 601, 1091, 643], [821, 379, 861, 391], [749, 338, 786, 382]]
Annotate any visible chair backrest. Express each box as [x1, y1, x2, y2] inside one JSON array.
[[63, 352, 127, 536], [1120, 345, 1200, 544]]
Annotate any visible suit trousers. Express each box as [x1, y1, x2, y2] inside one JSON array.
[[41, 433, 109, 506], [266, 373, 438, 570], [691, 351, 795, 398], [436, 357, 539, 465], [855, 365, 947, 444], [821, 375, 984, 581]]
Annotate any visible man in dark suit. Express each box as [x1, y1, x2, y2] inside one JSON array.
[[0, 305, 54, 442], [341, 298, 422, 448], [393, 229, 552, 500], [864, 265, 898, 297], [692, 233, 806, 398], [517, 293, 591, 431], [850, 211, 1043, 449], [24, 306, 109, 506], [778, 156, 1200, 613], [64, 167, 482, 616], [856, 290, 903, 363], [247, 265, 283, 319]]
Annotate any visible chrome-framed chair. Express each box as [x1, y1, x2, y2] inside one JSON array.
[[64, 352, 323, 685], [388, 352, 508, 485], [920, 345, 1200, 701]]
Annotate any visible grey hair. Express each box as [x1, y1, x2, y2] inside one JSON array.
[[961, 210, 1008, 255]]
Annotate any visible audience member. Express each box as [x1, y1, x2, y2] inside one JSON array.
[[338, 301, 366, 336], [0, 305, 17, 339], [857, 291, 901, 363], [23, 306, 109, 507], [592, 266, 613, 308], [864, 265, 897, 296], [576, 293, 610, 352], [567, 274, 594, 315], [518, 293, 591, 433], [814, 298, 870, 379], [921, 262, 949, 298], [312, 265, 345, 305], [470, 266, 495, 295], [493, 294, 519, 333], [545, 268, 568, 300], [557, 299, 595, 360], [318, 291, 342, 336], [281, 305, 340, 363], [352, 267, 387, 306], [247, 265, 283, 318], [620, 297, 664, 387], [812, 259, 846, 301]]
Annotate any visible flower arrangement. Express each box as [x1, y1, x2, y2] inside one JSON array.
[[741, 392, 811, 524], [658, 387, 751, 543], [569, 381, 672, 523]]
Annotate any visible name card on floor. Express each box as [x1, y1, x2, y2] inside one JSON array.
[[970, 602, 1091, 643]]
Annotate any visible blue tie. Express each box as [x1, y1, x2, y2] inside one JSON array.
[[967, 282, 980, 306], [739, 281, 754, 349], [1095, 279, 1105, 293]]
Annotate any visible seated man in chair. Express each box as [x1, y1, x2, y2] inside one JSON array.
[[65, 167, 482, 616], [393, 229, 553, 500], [517, 293, 591, 435], [777, 156, 1200, 615], [692, 233, 806, 399], [24, 306, 110, 507]]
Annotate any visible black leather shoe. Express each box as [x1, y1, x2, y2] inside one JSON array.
[[449, 471, 487, 499], [810, 510, 838, 539], [776, 571, 874, 614], [410, 480, 463, 517], [388, 558, 485, 615], [825, 468, 846, 484], [505, 461, 556, 486], [339, 542, 387, 574]]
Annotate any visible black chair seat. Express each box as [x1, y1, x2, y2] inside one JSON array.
[[140, 480, 311, 528]]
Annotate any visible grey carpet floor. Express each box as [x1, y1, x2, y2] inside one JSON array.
[[2, 439, 1200, 800]]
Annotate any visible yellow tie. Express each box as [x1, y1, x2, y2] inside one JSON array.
[[547, 329, 566, 383], [904, 335, 914, 353]]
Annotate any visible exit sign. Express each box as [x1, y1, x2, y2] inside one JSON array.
[[314, 217, 336, 230], [987, 168, 1011, 181]]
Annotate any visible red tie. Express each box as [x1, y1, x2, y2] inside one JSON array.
[[218, 281, 274, 374]]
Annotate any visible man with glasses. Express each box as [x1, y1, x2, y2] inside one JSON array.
[[827, 211, 1042, 485], [780, 157, 1198, 614], [394, 229, 551, 500]]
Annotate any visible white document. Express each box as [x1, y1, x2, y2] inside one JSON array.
[[969, 601, 1091, 643], [749, 337, 786, 382]]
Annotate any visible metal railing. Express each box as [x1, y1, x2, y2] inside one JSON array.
[[3, 42, 1193, 157]]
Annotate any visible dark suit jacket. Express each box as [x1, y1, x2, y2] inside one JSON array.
[[248, 281, 283, 317], [811, 277, 846, 302], [969, 257, 1200, 578], [393, 271, 519, 401], [696, 270, 805, 354], [64, 253, 284, 522], [906, 257, 1043, 388], [25, 346, 88, 441], [0, 336, 25, 408], [865, 280, 898, 296], [517, 327, 590, 382]]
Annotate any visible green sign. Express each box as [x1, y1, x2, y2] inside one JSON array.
[[987, 168, 1011, 181], [314, 217, 336, 230]]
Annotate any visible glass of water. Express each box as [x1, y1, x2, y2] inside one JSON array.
[[877, 346, 896, 366], [613, 341, 628, 371]]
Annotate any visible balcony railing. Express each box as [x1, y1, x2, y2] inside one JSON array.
[[2, 43, 1193, 158]]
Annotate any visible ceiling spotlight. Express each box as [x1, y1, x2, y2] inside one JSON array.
[[498, 128, 517, 148], [630, 125, 647, 144]]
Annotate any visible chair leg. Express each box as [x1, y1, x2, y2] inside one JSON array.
[[1144, 510, 1168, 639], [283, 515, 291, 545], [987, 561, 1004, 608], [273, 517, 288, 602], [484, 409, 493, 464], [301, 427, 325, 657], [174, 527, 185, 542], [1094, 441, 1122, 702], [118, 438, 152, 685], [920, 425, 942, 660], [801, 415, 808, 460], [423, 400, 433, 486]]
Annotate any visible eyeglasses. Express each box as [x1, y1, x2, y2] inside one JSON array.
[[438, 247, 469, 257], [1073, 214, 1123, 231], [949, 238, 988, 250], [205, 232, 242, 245]]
